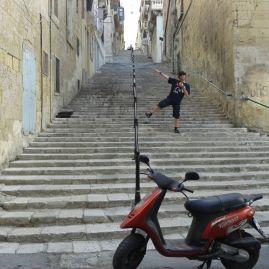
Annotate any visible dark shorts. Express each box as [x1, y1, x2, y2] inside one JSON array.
[[158, 98, 180, 119]]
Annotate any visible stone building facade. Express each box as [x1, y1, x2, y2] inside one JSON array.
[[162, 0, 269, 133], [137, 0, 163, 63], [0, 0, 123, 169], [104, 0, 125, 62]]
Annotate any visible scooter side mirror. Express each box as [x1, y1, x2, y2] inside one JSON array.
[[139, 155, 150, 166], [184, 171, 200, 181]]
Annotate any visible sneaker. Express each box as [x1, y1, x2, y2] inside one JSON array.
[[174, 128, 180, 133], [145, 112, 152, 118]]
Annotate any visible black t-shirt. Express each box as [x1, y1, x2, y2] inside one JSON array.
[[167, 77, 191, 103]]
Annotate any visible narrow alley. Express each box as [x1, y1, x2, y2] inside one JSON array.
[[0, 51, 268, 268]]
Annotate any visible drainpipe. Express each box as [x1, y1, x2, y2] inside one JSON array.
[[39, 13, 44, 130], [172, 0, 184, 73], [172, 0, 193, 73], [163, 0, 171, 57], [49, 0, 52, 122]]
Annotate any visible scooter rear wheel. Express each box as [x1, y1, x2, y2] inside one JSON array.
[[113, 233, 147, 269], [220, 231, 260, 269]]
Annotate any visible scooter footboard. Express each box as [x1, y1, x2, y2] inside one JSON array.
[[157, 238, 207, 257]]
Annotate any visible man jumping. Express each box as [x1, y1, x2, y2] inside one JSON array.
[[145, 69, 190, 133]]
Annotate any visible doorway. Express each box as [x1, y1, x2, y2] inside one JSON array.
[[22, 45, 37, 135]]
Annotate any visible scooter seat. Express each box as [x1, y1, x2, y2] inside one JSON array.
[[184, 193, 246, 214]]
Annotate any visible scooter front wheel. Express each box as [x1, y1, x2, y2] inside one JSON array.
[[113, 233, 147, 269]]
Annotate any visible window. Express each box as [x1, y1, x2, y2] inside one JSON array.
[[87, 0, 93, 11], [42, 51, 49, 76], [78, 79, 80, 91], [55, 57, 60, 93], [77, 38, 80, 56], [54, 0, 58, 17]]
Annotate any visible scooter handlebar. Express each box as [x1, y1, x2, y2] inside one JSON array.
[[147, 171, 194, 194], [182, 186, 194, 193]]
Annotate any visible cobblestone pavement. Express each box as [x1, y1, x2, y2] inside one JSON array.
[[0, 244, 268, 269]]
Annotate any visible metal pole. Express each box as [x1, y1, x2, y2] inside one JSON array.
[[131, 48, 141, 205]]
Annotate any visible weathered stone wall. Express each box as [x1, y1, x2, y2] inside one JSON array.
[[163, 0, 180, 65], [233, 0, 269, 132], [0, 1, 41, 169], [0, 0, 95, 169], [173, 0, 235, 120], [166, 0, 269, 132]]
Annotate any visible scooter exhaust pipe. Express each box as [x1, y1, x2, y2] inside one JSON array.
[[219, 244, 249, 263]]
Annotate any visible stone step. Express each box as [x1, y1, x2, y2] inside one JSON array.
[[0, 202, 268, 228], [68, 104, 223, 109], [0, 204, 268, 243], [16, 151, 269, 161], [70, 114, 229, 119], [52, 116, 230, 122], [2, 189, 269, 210], [70, 98, 211, 102], [0, 217, 191, 243], [9, 157, 269, 168], [67, 102, 218, 106], [1, 179, 269, 197], [43, 127, 248, 133], [69, 107, 227, 111], [45, 124, 235, 131], [53, 114, 229, 119], [38, 130, 253, 137], [21, 145, 269, 154], [4, 163, 269, 176], [34, 135, 265, 143], [1, 171, 269, 185], [1, 226, 268, 255], [70, 111, 229, 117], [0, 204, 184, 227], [48, 121, 232, 127], [28, 140, 269, 148]]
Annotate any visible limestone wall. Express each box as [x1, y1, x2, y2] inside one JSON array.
[[233, 0, 269, 132], [163, 0, 180, 65], [0, 0, 96, 169], [173, 0, 235, 120], [0, 1, 41, 169], [168, 0, 269, 132]]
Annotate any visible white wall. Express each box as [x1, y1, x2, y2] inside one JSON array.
[[155, 15, 163, 63]]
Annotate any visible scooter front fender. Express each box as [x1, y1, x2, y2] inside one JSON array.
[[121, 187, 164, 229]]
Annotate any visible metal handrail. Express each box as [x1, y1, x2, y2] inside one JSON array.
[[198, 75, 232, 97], [192, 72, 269, 109], [131, 48, 141, 205], [242, 96, 269, 109]]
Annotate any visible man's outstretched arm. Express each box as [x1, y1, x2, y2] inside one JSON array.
[[154, 69, 169, 80]]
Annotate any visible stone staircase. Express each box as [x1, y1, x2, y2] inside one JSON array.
[[0, 51, 269, 255]]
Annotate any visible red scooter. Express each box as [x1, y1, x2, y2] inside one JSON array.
[[113, 155, 268, 269]]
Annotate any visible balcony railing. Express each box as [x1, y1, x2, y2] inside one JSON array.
[[151, 0, 163, 10]]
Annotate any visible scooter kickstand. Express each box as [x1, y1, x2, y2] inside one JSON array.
[[197, 259, 212, 269]]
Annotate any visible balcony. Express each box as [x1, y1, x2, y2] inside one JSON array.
[[151, 0, 163, 11]]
